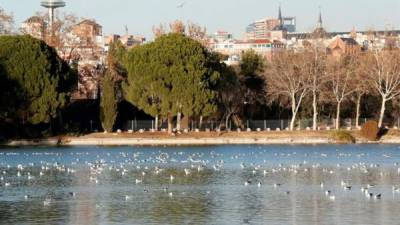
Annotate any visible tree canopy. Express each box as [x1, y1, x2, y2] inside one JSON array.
[[122, 33, 220, 130], [0, 35, 76, 124]]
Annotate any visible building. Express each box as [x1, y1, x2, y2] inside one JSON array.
[[245, 6, 295, 41], [214, 31, 233, 42], [328, 37, 361, 57], [21, 16, 47, 40], [72, 19, 102, 43], [211, 38, 285, 64]]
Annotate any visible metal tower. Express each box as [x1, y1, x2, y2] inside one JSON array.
[[40, 0, 66, 27]]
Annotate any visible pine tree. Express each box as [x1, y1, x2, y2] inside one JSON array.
[[122, 33, 219, 132], [0, 35, 76, 125], [100, 72, 117, 133]]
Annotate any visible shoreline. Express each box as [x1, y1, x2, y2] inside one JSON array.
[[3, 130, 400, 146]]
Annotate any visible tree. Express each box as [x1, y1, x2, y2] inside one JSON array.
[[123, 33, 219, 132], [217, 64, 244, 129], [266, 51, 310, 131], [302, 47, 327, 130], [0, 8, 14, 35], [366, 50, 400, 128], [352, 53, 370, 128], [100, 72, 117, 133], [99, 41, 126, 133], [239, 49, 265, 119], [326, 56, 356, 129], [153, 20, 209, 47], [0, 35, 76, 125]]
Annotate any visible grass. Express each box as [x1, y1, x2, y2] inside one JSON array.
[[331, 130, 356, 143]]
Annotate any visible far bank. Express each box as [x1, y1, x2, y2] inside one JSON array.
[[3, 130, 400, 147]]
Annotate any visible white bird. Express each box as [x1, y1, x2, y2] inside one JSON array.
[[43, 198, 52, 206], [177, 2, 186, 8], [329, 195, 336, 201], [257, 182, 262, 188], [184, 168, 191, 176], [135, 179, 142, 184]]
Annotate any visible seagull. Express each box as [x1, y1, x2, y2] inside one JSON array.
[[257, 182, 262, 188], [177, 2, 186, 8], [43, 198, 52, 206], [374, 194, 382, 200]]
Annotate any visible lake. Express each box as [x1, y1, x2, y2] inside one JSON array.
[[0, 144, 400, 225]]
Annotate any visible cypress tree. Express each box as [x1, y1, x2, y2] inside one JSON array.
[[100, 72, 117, 133]]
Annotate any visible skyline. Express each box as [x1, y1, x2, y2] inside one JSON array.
[[1, 0, 400, 38]]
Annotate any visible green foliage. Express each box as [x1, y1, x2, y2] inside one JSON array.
[[240, 49, 264, 78], [331, 130, 355, 143], [239, 50, 265, 106], [0, 35, 76, 125], [100, 72, 118, 133], [361, 120, 379, 141], [122, 33, 220, 123]]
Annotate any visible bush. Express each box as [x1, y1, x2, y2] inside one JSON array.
[[332, 130, 355, 143], [361, 121, 379, 141]]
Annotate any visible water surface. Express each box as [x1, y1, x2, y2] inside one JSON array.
[[0, 144, 400, 225]]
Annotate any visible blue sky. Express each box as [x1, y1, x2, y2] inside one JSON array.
[[1, 0, 399, 39]]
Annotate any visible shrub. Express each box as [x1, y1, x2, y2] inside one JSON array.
[[361, 121, 379, 141], [332, 130, 355, 143]]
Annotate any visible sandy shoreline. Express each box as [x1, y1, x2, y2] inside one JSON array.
[[3, 130, 399, 146]]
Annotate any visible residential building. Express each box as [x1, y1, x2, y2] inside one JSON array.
[[20, 16, 47, 40]]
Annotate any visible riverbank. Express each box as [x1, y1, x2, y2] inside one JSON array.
[[3, 130, 400, 146]]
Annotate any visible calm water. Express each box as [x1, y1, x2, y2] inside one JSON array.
[[0, 144, 400, 225]]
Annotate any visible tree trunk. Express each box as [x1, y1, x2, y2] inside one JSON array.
[[290, 113, 297, 131], [225, 113, 231, 130], [336, 101, 341, 130], [355, 95, 361, 129], [312, 90, 318, 130], [155, 115, 159, 131], [167, 115, 173, 133], [176, 112, 182, 131], [199, 116, 203, 130], [378, 97, 387, 128]]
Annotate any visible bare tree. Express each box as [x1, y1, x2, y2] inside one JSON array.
[[366, 50, 400, 127], [352, 53, 370, 128], [152, 23, 166, 39], [266, 51, 310, 131], [326, 56, 356, 129], [169, 20, 185, 34], [303, 47, 327, 130], [0, 7, 14, 34]]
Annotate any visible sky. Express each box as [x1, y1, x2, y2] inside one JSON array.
[[1, 0, 400, 39]]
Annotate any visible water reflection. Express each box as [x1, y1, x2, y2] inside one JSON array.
[[0, 145, 399, 224]]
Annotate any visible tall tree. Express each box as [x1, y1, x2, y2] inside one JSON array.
[[353, 53, 370, 128], [99, 41, 126, 132], [326, 56, 356, 129], [217, 64, 244, 129], [302, 47, 327, 130], [123, 33, 219, 132], [0, 35, 76, 125], [239, 49, 265, 119], [100, 72, 117, 133], [266, 51, 310, 131], [366, 50, 400, 128]]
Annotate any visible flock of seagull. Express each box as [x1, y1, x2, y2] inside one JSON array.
[[0, 148, 400, 207]]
